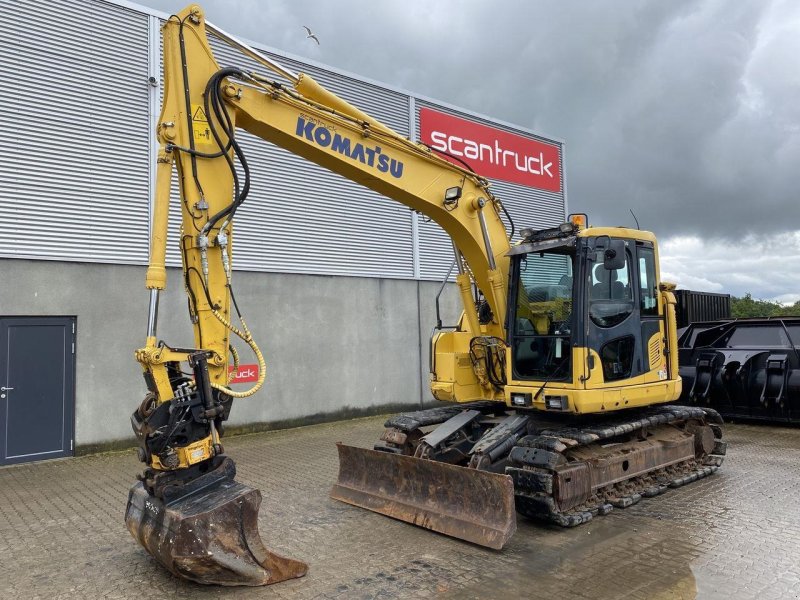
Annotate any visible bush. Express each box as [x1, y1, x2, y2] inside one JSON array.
[[731, 293, 800, 318]]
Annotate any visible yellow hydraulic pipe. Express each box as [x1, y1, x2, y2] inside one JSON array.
[[487, 269, 507, 327], [661, 282, 680, 381], [294, 73, 399, 138], [456, 273, 481, 335], [145, 148, 173, 290]]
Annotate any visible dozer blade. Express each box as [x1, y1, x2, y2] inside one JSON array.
[[330, 443, 516, 549], [126, 480, 308, 586]]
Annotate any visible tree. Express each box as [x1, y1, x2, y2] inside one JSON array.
[[730, 293, 800, 318]]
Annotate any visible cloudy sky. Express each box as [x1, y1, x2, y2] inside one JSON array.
[[136, 0, 800, 301]]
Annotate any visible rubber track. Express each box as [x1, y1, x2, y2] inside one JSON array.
[[509, 405, 726, 526], [378, 403, 726, 528], [384, 401, 506, 432]]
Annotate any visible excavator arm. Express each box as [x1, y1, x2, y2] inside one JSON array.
[[148, 8, 512, 338], [126, 5, 515, 586]]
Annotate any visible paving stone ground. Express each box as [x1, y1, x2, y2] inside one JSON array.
[[1, 416, 798, 600]]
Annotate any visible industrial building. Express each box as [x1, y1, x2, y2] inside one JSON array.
[[0, 0, 566, 464]]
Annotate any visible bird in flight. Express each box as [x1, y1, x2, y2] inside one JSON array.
[[303, 26, 320, 45]]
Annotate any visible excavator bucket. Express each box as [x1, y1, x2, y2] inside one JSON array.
[[330, 443, 516, 549], [126, 480, 308, 586]]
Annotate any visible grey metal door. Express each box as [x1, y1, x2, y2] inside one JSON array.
[[0, 317, 75, 465]]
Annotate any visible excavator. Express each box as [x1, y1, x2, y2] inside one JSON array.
[[125, 4, 727, 587]]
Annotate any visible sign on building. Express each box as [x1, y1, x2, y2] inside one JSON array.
[[419, 108, 561, 192]]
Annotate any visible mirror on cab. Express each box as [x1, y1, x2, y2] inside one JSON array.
[[603, 239, 626, 270]]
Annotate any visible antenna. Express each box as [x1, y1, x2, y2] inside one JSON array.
[[629, 208, 640, 230]]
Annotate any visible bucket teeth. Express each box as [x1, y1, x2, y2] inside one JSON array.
[[126, 480, 308, 586], [330, 443, 516, 549]]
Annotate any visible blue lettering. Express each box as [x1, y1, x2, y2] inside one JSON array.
[[331, 134, 351, 157], [351, 143, 366, 163], [297, 118, 402, 178], [314, 126, 332, 147], [389, 159, 403, 178], [296, 117, 314, 140]]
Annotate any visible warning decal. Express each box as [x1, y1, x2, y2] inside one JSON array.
[[192, 105, 208, 122], [191, 103, 213, 146]]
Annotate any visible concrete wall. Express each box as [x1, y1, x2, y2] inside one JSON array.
[[0, 258, 461, 447]]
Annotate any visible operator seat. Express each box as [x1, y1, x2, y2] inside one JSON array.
[[592, 265, 625, 300]]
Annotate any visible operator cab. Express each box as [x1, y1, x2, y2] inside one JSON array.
[[507, 215, 664, 389]]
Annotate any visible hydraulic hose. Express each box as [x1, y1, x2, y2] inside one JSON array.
[[209, 309, 266, 398]]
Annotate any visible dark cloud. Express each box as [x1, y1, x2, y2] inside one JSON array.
[[660, 232, 800, 301], [136, 0, 800, 298]]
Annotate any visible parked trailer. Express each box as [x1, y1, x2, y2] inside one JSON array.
[[678, 318, 800, 423]]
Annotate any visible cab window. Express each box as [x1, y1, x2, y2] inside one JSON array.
[[600, 336, 635, 381], [637, 246, 658, 317], [588, 245, 633, 328], [511, 251, 573, 381]]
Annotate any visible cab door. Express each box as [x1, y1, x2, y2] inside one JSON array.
[[584, 238, 648, 385], [636, 242, 667, 382]]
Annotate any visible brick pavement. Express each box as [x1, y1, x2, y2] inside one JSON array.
[[0, 417, 798, 599]]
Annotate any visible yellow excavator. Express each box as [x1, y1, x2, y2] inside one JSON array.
[[126, 5, 726, 586]]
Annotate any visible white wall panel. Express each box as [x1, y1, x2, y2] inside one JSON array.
[[0, 0, 150, 263]]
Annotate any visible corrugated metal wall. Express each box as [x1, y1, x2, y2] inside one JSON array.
[[0, 0, 151, 264], [0, 0, 565, 282]]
